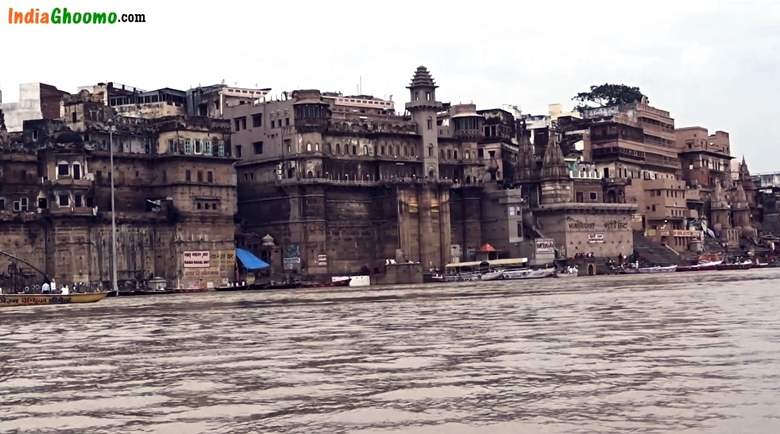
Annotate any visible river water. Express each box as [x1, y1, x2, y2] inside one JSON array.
[[2, 269, 780, 433]]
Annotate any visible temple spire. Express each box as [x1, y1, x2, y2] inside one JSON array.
[[541, 129, 569, 180]]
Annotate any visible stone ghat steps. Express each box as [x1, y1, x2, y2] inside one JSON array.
[[632, 231, 681, 266]]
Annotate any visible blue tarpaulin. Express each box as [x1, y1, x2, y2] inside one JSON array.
[[236, 248, 270, 270]]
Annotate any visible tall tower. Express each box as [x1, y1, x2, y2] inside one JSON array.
[[540, 130, 573, 205], [731, 182, 752, 230], [739, 156, 757, 209], [406, 66, 443, 179], [710, 179, 731, 231]]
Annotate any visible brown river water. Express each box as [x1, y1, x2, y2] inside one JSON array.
[[1, 269, 780, 433]]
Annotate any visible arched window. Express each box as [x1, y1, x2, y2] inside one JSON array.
[[315, 143, 320, 152], [336, 143, 341, 154], [440, 149, 445, 159], [380, 145, 385, 155], [363, 145, 368, 155], [306, 143, 312, 152], [446, 149, 452, 159], [425, 91, 431, 101], [428, 145, 433, 157], [352, 145, 357, 155], [466, 150, 471, 160], [454, 150, 458, 160]]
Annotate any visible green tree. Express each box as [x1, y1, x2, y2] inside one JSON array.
[[572, 83, 644, 111]]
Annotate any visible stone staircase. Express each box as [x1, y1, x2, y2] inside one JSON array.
[[632, 231, 681, 266]]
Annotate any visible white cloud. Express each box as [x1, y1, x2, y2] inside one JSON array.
[[1, 0, 778, 171]]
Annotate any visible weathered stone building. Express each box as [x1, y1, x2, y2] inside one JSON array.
[[0, 91, 237, 290], [227, 67, 531, 278]]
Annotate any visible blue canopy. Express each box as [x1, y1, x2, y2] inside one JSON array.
[[236, 248, 270, 270]]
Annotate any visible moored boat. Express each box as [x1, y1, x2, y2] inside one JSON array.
[[638, 265, 678, 274], [0, 292, 108, 308], [504, 267, 556, 280], [716, 260, 753, 271], [480, 270, 505, 281], [677, 260, 723, 272]]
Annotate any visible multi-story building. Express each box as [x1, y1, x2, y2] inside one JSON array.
[[225, 66, 529, 279], [0, 91, 237, 290]]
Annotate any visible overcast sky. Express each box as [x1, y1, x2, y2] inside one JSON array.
[[1, 0, 778, 172]]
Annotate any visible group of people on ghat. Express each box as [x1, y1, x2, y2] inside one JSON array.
[[0, 280, 92, 295]]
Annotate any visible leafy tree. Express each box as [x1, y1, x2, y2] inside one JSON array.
[[572, 83, 644, 111]]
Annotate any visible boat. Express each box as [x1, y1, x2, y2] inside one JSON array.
[[504, 267, 556, 280], [300, 278, 351, 288], [0, 292, 108, 308], [502, 268, 532, 280], [638, 265, 678, 273], [480, 270, 505, 281], [677, 260, 723, 272], [716, 260, 753, 270]]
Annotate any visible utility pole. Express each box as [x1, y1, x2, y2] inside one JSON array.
[[108, 120, 119, 296]]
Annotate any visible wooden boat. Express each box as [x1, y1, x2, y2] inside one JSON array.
[[677, 260, 723, 272], [638, 265, 678, 274], [0, 292, 108, 308], [504, 267, 556, 280], [300, 278, 351, 288], [480, 270, 505, 281], [716, 260, 753, 271]]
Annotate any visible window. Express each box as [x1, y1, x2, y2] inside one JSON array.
[[427, 117, 433, 130], [363, 145, 369, 155], [204, 140, 212, 155], [234, 118, 243, 131], [37, 197, 47, 209], [426, 91, 431, 101], [57, 163, 70, 177], [58, 194, 69, 207], [194, 139, 203, 154], [185, 170, 191, 182], [236, 145, 242, 158], [184, 139, 193, 154], [285, 118, 290, 126], [252, 114, 262, 127], [74, 194, 83, 208], [352, 145, 357, 155], [207, 171, 214, 183], [168, 139, 175, 152], [306, 143, 312, 152], [271, 120, 276, 128], [0, 198, 5, 210], [589, 192, 597, 201], [337, 143, 342, 154], [253, 141, 264, 154], [197, 171, 204, 182], [428, 145, 433, 157], [71, 111, 77, 122]]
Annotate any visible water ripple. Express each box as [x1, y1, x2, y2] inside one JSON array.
[[1, 269, 779, 433]]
